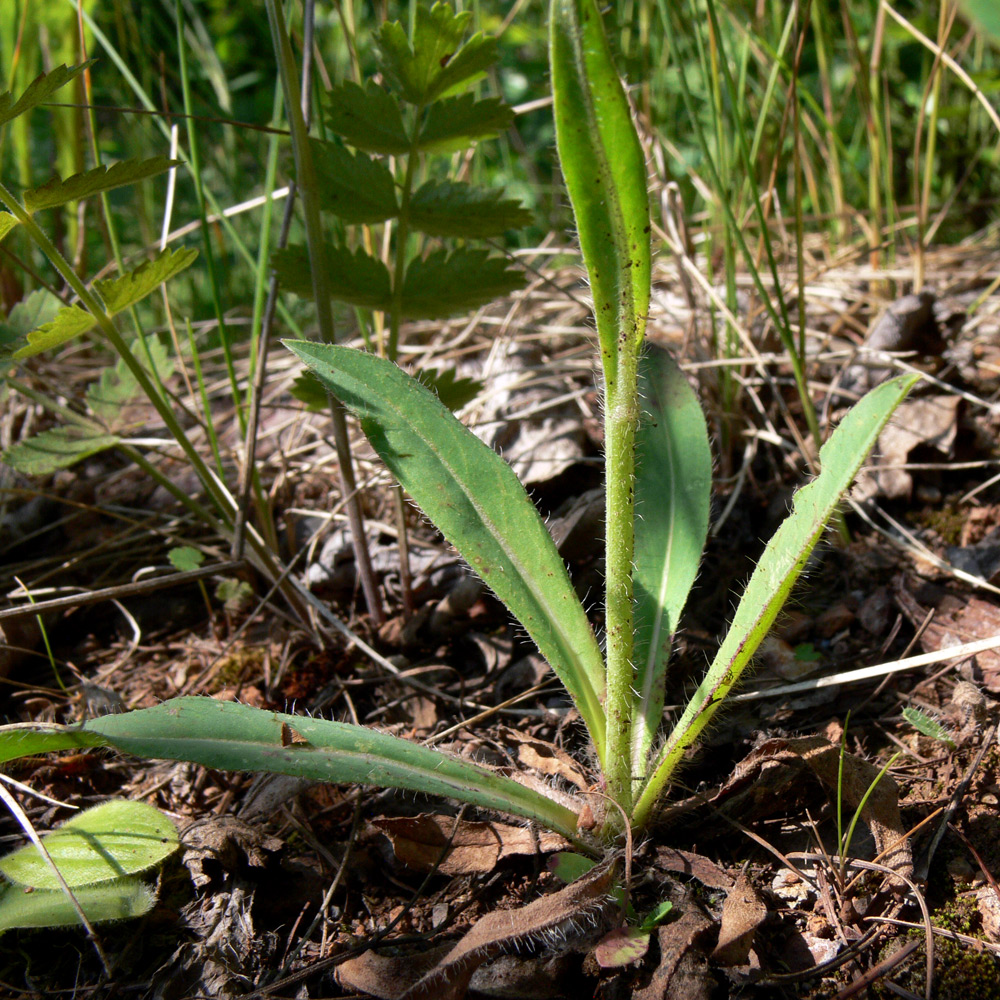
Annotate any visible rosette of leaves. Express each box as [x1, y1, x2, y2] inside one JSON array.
[[274, 2, 530, 381]]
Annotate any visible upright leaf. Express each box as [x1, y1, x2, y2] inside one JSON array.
[[634, 376, 919, 827], [0, 63, 93, 128], [631, 347, 711, 774], [312, 139, 399, 224], [284, 342, 608, 758], [324, 81, 411, 154], [409, 180, 531, 239], [417, 94, 514, 153], [377, 4, 496, 106], [24, 156, 177, 213], [401, 249, 524, 319]]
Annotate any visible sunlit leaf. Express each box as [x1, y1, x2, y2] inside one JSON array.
[[0, 212, 18, 245], [417, 94, 513, 153], [0, 289, 60, 362], [324, 80, 410, 154], [2, 426, 119, 475], [14, 305, 97, 359], [0, 801, 179, 889], [409, 180, 531, 238], [24, 156, 177, 213], [0, 878, 156, 934], [94, 247, 198, 315], [312, 139, 399, 224], [273, 244, 392, 311], [401, 249, 524, 319], [0, 62, 93, 128], [593, 926, 650, 968]]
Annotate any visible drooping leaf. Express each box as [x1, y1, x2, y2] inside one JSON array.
[[416, 94, 514, 153], [377, 4, 497, 106], [0, 62, 93, 128], [0, 212, 18, 244], [311, 139, 399, 224], [24, 156, 177, 213], [634, 376, 920, 827], [550, 0, 651, 390], [401, 249, 525, 319], [631, 346, 711, 775], [409, 180, 531, 239], [324, 80, 410, 154], [0, 698, 587, 847], [94, 247, 198, 315], [284, 342, 607, 757], [87, 337, 174, 424], [0, 878, 156, 934], [272, 244, 392, 311], [13, 305, 96, 359], [2, 426, 119, 475], [414, 366, 482, 411], [0, 801, 179, 889]]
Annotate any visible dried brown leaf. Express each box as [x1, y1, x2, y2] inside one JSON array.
[[710, 872, 767, 966]]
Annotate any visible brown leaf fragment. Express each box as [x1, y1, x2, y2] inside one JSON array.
[[398, 859, 618, 1000], [634, 905, 715, 1000], [654, 846, 734, 889], [336, 945, 451, 1000], [371, 814, 568, 874], [711, 872, 767, 966], [469, 953, 573, 998], [497, 726, 590, 790]]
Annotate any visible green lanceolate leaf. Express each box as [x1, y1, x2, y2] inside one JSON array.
[[272, 244, 392, 311], [0, 62, 93, 128], [23, 156, 177, 213], [0, 801, 179, 889], [409, 180, 531, 239], [377, 4, 497, 106], [13, 306, 97, 359], [550, 0, 651, 389], [0, 878, 156, 934], [2, 426, 120, 475], [94, 247, 198, 315], [633, 375, 919, 827], [312, 139, 399, 224], [401, 248, 525, 319], [324, 81, 410, 155], [631, 346, 711, 775], [0, 699, 589, 848], [416, 94, 514, 153], [87, 336, 175, 424], [284, 342, 608, 759]]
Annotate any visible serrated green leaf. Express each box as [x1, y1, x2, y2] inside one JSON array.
[[631, 346, 711, 776], [401, 249, 524, 319], [215, 577, 254, 612], [2, 426, 119, 475], [290, 369, 329, 411], [324, 81, 410, 154], [0, 62, 93, 128], [94, 247, 198, 316], [0, 801, 179, 889], [416, 94, 513, 153], [273, 244, 392, 311], [0, 878, 156, 934], [87, 336, 174, 423], [414, 366, 482, 411], [0, 289, 60, 362], [24, 156, 178, 213], [377, 3, 497, 106], [0, 213, 18, 244], [168, 546, 204, 572], [284, 342, 607, 757], [13, 305, 97, 359], [312, 139, 399, 224], [409, 180, 531, 239]]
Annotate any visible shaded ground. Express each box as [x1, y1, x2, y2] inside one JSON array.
[[1, 248, 1000, 998]]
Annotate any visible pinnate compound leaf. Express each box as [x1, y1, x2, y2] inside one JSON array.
[[273, 244, 392, 311], [632, 346, 711, 773], [94, 247, 198, 315], [3, 426, 119, 475], [0, 878, 156, 934], [634, 375, 920, 825], [0, 62, 93, 128], [0, 213, 18, 245], [14, 305, 97, 359], [86, 336, 175, 424], [377, 4, 497, 106], [409, 180, 531, 239], [324, 81, 410, 154], [284, 342, 607, 755], [311, 139, 399, 224], [24, 156, 177, 213], [416, 94, 514, 153], [0, 801, 179, 889], [401, 249, 524, 319]]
